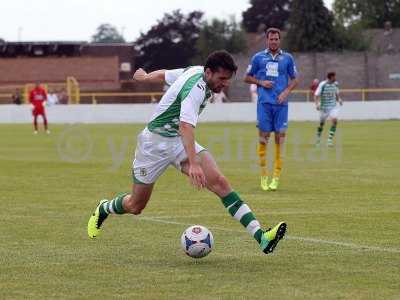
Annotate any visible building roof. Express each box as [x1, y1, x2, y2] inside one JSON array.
[[0, 41, 134, 57]]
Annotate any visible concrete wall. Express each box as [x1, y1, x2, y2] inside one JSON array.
[[1, 101, 399, 124], [230, 29, 400, 102], [231, 52, 400, 102]]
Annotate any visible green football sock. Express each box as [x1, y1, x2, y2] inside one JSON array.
[[328, 124, 337, 141], [221, 191, 263, 244], [101, 192, 129, 215]]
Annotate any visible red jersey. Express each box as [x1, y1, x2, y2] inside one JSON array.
[[29, 87, 47, 108], [310, 80, 319, 95]]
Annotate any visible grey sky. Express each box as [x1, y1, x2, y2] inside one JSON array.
[[1, 0, 334, 42]]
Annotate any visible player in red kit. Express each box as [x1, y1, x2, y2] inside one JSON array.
[[29, 82, 50, 134]]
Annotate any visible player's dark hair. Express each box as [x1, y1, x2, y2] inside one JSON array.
[[327, 72, 336, 79], [204, 50, 238, 74], [265, 27, 281, 38]]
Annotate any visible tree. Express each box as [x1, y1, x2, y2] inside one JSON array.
[[134, 10, 203, 70], [242, 0, 292, 33], [333, 22, 370, 51], [194, 17, 247, 63], [91, 23, 125, 43], [334, 0, 400, 28], [285, 0, 338, 52], [0, 38, 5, 43]]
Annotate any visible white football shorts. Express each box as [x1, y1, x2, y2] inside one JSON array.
[[132, 127, 205, 184], [320, 106, 340, 122]]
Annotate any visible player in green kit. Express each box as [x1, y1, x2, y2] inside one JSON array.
[[314, 72, 343, 146], [87, 51, 287, 255]]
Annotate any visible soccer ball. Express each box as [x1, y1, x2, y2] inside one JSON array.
[[181, 225, 214, 259]]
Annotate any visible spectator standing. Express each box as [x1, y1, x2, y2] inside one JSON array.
[[47, 89, 59, 106], [12, 89, 22, 105]]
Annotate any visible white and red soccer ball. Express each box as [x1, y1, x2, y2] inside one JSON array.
[[181, 225, 214, 259]]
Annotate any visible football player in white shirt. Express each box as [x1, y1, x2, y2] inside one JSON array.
[[87, 51, 287, 255]]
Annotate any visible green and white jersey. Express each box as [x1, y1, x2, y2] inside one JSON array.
[[315, 80, 339, 111], [147, 66, 213, 137]]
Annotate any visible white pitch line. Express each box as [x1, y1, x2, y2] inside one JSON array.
[[287, 236, 400, 254], [139, 209, 400, 218], [137, 216, 400, 254]]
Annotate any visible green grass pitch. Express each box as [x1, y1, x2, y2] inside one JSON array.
[[1, 121, 399, 299]]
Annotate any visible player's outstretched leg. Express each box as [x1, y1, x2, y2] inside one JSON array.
[[87, 183, 154, 238], [220, 191, 286, 254], [190, 151, 287, 254], [87, 192, 128, 238]]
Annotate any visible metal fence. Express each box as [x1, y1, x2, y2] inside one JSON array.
[[1, 88, 400, 104]]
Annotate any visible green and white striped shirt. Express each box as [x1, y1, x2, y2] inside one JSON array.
[[315, 80, 339, 111], [147, 66, 213, 137]]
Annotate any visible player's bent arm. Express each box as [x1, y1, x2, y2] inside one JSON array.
[[244, 75, 258, 85], [244, 75, 273, 89], [179, 122, 198, 166], [277, 77, 299, 103], [133, 68, 166, 83], [179, 121, 206, 188], [285, 77, 299, 94]]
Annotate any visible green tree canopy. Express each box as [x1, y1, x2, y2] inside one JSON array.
[[333, 22, 370, 51], [134, 10, 203, 70], [334, 0, 400, 28], [285, 0, 338, 52], [242, 0, 292, 32], [91, 23, 125, 43], [194, 17, 247, 63]]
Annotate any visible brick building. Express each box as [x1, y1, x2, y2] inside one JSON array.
[[0, 42, 135, 91]]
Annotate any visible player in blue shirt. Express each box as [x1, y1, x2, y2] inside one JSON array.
[[245, 28, 299, 191]]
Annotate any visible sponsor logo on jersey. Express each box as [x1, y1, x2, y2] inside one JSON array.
[[266, 62, 279, 77]]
